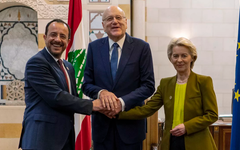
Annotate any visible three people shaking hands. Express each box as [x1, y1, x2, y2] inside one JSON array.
[[19, 5, 218, 150]]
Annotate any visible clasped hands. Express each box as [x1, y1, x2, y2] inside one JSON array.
[[92, 90, 122, 119]]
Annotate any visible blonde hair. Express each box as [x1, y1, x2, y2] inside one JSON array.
[[167, 37, 197, 69]]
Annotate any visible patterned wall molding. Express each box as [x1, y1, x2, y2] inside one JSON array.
[[0, 6, 38, 104], [89, 11, 107, 42], [0, 21, 38, 81], [0, 0, 69, 19], [6, 80, 25, 104], [44, 0, 69, 5], [89, 0, 110, 3]]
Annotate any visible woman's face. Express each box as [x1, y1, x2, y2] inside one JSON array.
[[170, 46, 193, 74]]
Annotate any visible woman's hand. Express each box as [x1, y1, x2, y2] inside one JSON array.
[[170, 123, 186, 136]]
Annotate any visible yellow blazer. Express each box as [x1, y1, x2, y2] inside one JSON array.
[[119, 71, 218, 150]]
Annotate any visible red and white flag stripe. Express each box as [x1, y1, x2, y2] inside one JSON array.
[[66, 0, 91, 150]]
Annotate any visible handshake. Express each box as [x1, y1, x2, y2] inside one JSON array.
[[92, 90, 122, 119]]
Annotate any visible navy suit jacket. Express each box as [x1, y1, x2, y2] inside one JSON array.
[[82, 33, 155, 144], [19, 48, 93, 150]]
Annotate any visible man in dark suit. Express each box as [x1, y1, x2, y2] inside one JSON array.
[[82, 6, 155, 150], [19, 19, 103, 150]]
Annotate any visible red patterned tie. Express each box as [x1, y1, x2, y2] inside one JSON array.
[[57, 59, 70, 92]]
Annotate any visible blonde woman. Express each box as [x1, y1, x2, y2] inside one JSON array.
[[118, 37, 218, 150]]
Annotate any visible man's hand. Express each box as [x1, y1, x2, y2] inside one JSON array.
[[170, 123, 186, 136], [108, 100, 122, 116], [99, 100, 122, 119], [99, 110, 115, 119], [99, 90, 118, 111], [92, 99, 104, 111]]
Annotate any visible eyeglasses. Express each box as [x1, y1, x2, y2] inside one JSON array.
[[102, 15, 126, 22]]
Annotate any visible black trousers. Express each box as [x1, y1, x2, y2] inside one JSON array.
[[93, 120, 142, 150], [170, 134, 185, 150]]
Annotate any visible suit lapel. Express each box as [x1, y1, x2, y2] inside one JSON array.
[[114, 34, 134, 86], [42, 48, 59, 71], [62, 60, 70, 79], [63, 60, 74, 91], [100, 37, 113, 84], [184, 71, 202, 121], [42, 48, 69, 91], [185, 71, 197, 101], [63, 60, 78, 95]]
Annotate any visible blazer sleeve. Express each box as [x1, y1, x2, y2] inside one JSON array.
[[118, 81, 163, 120], [82, 43, 103, 99], [25, 57, 93, 115], [184, 76, 218, 135]]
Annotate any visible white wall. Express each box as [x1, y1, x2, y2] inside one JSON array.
[[144, 0, 239, 119]]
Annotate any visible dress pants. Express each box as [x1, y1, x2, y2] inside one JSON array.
[[22, 127, 75, 150], [93, 120, 143, 150], [62, 127, 75, 150], [170, 134, 185, 150]]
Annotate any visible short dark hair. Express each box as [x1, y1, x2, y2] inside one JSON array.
[[45, 19, 71, 39]]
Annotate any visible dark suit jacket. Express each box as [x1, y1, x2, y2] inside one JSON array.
[[82, 33, 155, 144], [119, 71, 218, 150], [19, 48, 93, 150]]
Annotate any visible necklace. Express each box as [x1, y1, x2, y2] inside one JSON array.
[[177, 78, 188, 83]]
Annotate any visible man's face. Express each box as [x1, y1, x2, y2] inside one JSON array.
[[102, 7, 127, 42], [43, 22, 70, 59]]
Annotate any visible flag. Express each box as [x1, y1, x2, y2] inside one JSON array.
[[230, 10, 240, 150], [66, 0, 91, 150]]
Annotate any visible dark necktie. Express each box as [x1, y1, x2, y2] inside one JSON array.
[[111, 43, 119, 81], [57, 59, 70, 92]]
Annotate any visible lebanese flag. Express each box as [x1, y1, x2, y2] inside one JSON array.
[[66, 0, 91, 150]]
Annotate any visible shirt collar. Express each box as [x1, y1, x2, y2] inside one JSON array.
[[108, 34, 126, 49], [45, 47, 62, 62]]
